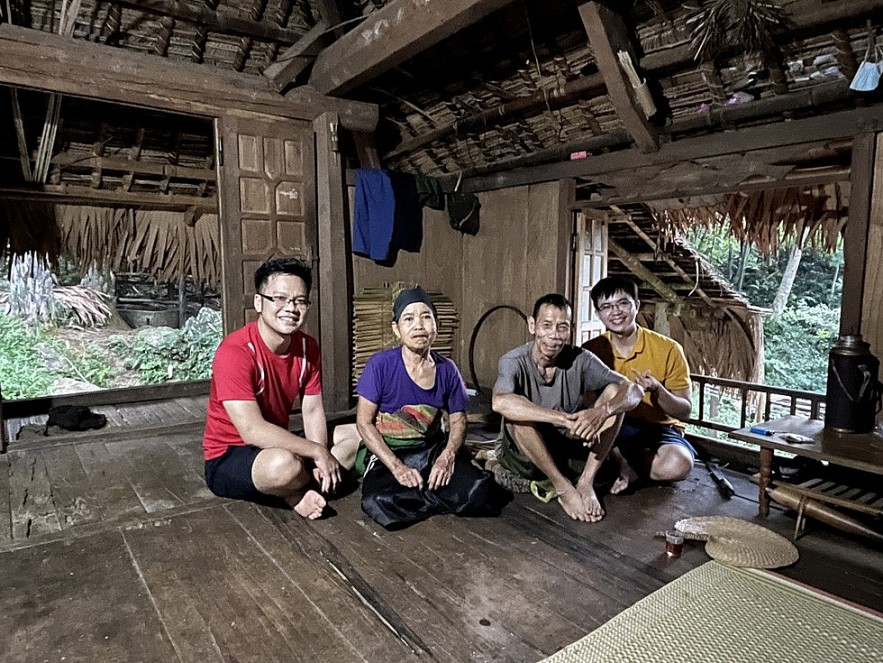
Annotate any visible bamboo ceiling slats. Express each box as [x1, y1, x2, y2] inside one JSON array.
[[352, 283, 459, 391]]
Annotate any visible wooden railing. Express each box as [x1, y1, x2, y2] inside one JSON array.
[[685, 374, 825, 439]]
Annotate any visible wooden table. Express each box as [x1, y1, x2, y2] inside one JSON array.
[[729, 416, 883, 516]]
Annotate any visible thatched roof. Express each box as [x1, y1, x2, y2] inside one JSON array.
[[1, 0, 879, 285]]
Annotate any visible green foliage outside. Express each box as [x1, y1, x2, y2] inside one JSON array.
[[764, 303, 840, 392], [0, 313, 114, 399], [0, 307, 222, 400], [686, 225, 842, 392], [108, 307, 222, 385]]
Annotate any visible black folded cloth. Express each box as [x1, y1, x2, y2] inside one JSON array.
[[46, 405, 107, 432]]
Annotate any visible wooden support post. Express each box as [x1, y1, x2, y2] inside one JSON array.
[[353, 132, 381, 169], [0, 384, 7, 454], [314, 111, 353, 413], [841, 132, 875, 337], [862, 133, 883, 368]]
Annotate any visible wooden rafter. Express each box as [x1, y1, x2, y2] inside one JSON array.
[[613, 210, 717, 309], [578, 2, 658, 153], [0, 185, 218, 211], [607, 238, 683, 308], [263, 0, 342, 91], [154, 13, 176, 57], [308, 0, 514, 96], [112, 0, 306, 44], [383, 73, 606, 160]]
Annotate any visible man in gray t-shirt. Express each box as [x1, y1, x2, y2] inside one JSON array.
[[492, 294, 644, 523]]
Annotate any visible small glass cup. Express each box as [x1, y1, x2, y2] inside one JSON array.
[[665, 529, 684, 557]]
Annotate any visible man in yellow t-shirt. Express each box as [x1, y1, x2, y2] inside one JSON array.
[[582, 276, 695, 493]]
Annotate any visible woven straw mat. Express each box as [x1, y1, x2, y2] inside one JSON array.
[[676, 515, 799, 569], [540, 561, 883, 663]]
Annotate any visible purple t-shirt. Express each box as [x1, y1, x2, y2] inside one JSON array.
[[357, 347, 469, 414]]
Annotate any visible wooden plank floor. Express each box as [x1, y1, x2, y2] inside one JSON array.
[[1, 416, 881, 663]]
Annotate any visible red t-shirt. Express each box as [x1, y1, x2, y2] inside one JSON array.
[[202, 322, 322, 460]]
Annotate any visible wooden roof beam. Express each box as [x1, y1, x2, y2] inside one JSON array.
[[0, 24, 379, 133], [308, 0, 514, 96], [264, 0, 343, 91], [0, 185, 218, 212], [263, 19, 330, 91], [579, 2, 658, 153], [113, 0, 306, 44], [457, 80, 863, 192]]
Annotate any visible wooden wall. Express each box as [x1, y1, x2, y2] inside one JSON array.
[[351, 181, 571, 391]]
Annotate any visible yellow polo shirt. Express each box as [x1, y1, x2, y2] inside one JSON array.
[[583, 326, 690, 426]]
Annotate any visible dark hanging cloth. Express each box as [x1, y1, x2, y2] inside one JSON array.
[[414, 174, 445, 211], [361, 438, 501, 530], [447, 192, 481, 235], [388, 171, 423, 253], [353, 169, 396, 261], [46, 405, 107, 432]]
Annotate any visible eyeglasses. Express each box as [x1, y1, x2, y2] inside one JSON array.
[[258, 293, 311, 309], [597, 298, 635, 314]]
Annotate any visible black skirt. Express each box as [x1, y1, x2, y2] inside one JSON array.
[[361, 439, 501, 530]]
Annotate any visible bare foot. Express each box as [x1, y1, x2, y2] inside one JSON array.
[[292, 490, 326, 520], [575, 483, 605, 522], [609, 449, 639, 495], [556, 487, 593, 522], [610, 464, 639, 495]]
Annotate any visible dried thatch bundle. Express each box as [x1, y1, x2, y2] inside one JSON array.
[[56, 206, 220, 286], [650, 185, 846, 256], [686, 0, 787, 61], [651, 307, 760, 381]]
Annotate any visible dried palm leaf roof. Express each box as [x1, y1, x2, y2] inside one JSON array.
[[650, 183, 848, 256]]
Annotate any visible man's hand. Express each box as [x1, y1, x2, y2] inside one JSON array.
[[566, 405, 611, 442], [632, 369, 661, 393], [392, 461, 424, 489], [427, 450, 455, 490], [313, 446, 342, 493]]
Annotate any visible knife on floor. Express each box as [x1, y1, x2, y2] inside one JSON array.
[[704, 460, 735, 499]]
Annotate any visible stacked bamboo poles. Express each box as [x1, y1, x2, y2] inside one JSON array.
[[352, 282, 459, 390]]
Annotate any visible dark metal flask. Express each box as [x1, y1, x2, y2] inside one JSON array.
[[824, 335, 882, 433]]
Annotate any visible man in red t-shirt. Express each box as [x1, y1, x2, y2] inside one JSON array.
[[203, 257, 343, 519]]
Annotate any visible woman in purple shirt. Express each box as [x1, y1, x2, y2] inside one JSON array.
[[345, 287, 499, 529]]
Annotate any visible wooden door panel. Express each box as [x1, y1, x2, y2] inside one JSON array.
[[216, 115, 316, 333]]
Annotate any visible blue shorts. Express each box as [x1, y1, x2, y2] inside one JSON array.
[[204, 445, 286, 507], [617, 417, 696, 462]]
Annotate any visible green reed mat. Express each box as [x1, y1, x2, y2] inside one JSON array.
[[541, 561, 882, 663]]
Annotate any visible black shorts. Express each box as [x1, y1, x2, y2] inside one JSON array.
[[204, 445, 286, 508]]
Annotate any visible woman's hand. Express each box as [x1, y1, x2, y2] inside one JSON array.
[[392, 461, 424, 489], [427, 450, 455, 490]]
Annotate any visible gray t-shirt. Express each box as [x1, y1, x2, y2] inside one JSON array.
[[494, 342, 623, 414]]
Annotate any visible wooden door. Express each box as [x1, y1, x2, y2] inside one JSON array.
[[215, 115, 316, 333]]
